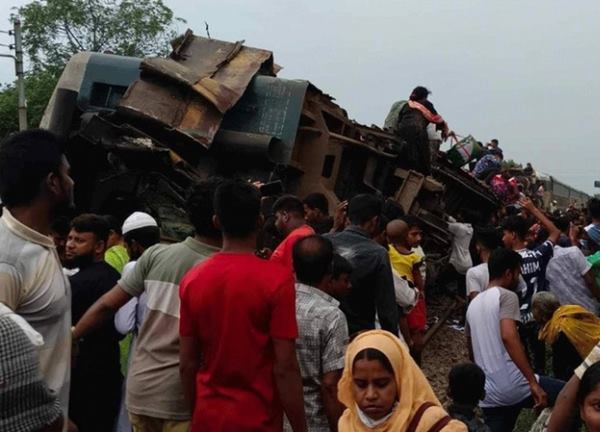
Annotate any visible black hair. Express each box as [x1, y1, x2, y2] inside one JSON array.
[[403, 215, 423, 230], [332, 253, 353, 279], [214, 180, 261, 238], [460, 208, 481, 225], [293, 235, 333, 286], [377, 214, 390, 236], [588, 198, 600, 220], [124, 226, 161, 249], [501, 215, 531, 241], [0, 129, 66, 207], [448, 363, 486, 405], [553, 216, 570, 232], [71, 213, 110, 243], [186, 177, 223, 238], [382, 198, 405, 221], [104, 215, 123, 236], [273, 195, 305, 218], [491, 139, 499, 145], [409, 86, 430, 101], [303, 193, 329, 215], [578, 362, 600, 405], [347, 194, 382, 226], [489, 148, 504, 159], [488, 248, 522, 280], [50, 216, 71, 237], [353, 348, 394, 375], [474, 226, 503, 251]]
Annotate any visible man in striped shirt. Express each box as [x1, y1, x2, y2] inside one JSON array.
[[73, 178, 223, 431]]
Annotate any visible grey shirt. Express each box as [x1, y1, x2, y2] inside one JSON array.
[[547, 246, 598, 313], [284, 283, 348, 432]]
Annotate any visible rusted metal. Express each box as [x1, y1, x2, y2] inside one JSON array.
[[118, 31, 275, 149], [44, 40, 502, 251]]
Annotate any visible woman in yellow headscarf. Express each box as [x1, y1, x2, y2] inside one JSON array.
[[337, 330, 466, 432], [532, 291, 600, 380]]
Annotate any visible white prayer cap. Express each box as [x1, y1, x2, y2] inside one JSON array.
[[122, 212, 158, 235]]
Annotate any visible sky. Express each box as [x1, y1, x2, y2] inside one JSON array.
[[1, 0, 599, 194]]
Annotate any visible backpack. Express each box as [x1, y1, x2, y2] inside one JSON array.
[[383, 100, 408, 133]]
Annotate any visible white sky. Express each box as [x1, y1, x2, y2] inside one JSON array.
[[1, 0, 599, 193]]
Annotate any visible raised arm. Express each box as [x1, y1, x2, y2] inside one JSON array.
[[519, 197, 561, 244], [546, 374, 580, 432]]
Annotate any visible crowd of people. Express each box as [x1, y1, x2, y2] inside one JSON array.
[[3, 124, 600, 432]]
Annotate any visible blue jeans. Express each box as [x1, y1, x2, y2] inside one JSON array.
[[481, 376, 565, 432]]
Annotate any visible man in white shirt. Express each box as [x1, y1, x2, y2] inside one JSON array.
[[114, 212, 161, 432], [466, 227, 502, 301], [546, 245, 600, 313], [448, 216, 474, 276], [466, 248, 565, 432], [0, 130, 75, 430], [439, 215, 473, 299]]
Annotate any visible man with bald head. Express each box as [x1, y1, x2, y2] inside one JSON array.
[[288, 235, 348, 431]]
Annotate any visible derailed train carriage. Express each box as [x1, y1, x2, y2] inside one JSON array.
[[40, 31, 500, 256], [537, 174, 590, 210]]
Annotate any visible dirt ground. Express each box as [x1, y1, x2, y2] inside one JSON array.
[[421, 295, 468, 405]]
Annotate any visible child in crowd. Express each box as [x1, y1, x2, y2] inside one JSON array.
[[331, 253, 353, 299], [578, 361, 600, 432], [447, 363, 490, 432], [386, 217, 426, 363]]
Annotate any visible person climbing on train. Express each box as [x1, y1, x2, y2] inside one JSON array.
[[395, 86, 454, 175]]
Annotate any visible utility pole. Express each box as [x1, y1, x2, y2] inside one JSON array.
[[12, 20, 27, 131], [0, 20, 27, 131]]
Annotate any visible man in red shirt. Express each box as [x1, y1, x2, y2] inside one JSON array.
[[271, 195, 315, 269], [179, 181, 307, 432]]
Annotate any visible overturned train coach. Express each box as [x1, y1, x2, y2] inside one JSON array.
[[41, 32, 500, 257]]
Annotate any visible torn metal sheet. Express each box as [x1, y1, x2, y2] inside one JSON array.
[[118, 78, 223, 148], [118, 32, 275, 148]]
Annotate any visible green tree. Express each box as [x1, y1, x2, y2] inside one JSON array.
[[0, 0, 184, 137], [502, 159, 522, 170], [18, 0, 184, 70], [0, 68, 59, 138]]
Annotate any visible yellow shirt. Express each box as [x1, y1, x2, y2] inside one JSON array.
[[388, 246, 422, 283]]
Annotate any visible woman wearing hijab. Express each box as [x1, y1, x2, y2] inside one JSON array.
[[396, 86, 453, 175], [532, 292, 600, 381], [337, 330, 466, 432]]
